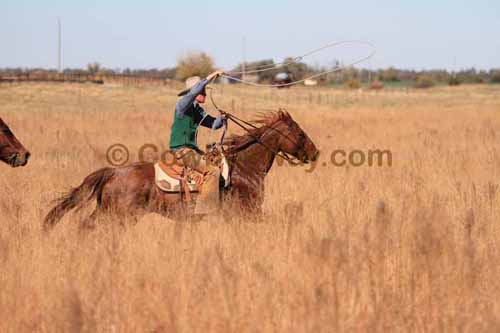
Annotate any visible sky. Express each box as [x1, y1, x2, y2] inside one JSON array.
[[1, 0, 499, 71]]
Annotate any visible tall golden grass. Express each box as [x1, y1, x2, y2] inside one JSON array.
[[1, 83, 500, 332]]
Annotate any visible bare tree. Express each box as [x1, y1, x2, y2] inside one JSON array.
[[87, 62, 101, 75], [176, 51, 214, 81]]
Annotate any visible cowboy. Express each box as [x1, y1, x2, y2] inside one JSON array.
[[169, 70, 226, 216]]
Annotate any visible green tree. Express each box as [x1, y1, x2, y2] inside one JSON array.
[[282, 57, 310, 81], [490, 70, 500, 83]]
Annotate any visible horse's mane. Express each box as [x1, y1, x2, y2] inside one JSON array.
[[222, 110, 291, 155]]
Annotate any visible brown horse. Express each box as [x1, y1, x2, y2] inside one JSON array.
[[0, 118, 30, 167], [43, 111, 318, 229]]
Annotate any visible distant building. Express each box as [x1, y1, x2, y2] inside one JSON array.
[[304, 79, 318, 86]]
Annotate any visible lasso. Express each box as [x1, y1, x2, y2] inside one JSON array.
[[220, 40, 376, 88]]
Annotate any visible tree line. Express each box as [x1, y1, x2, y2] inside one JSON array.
[[1, 51, 499, 87]]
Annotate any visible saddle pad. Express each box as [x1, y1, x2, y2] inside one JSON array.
[[154, 156, 230, 193], [154, 163, 200, 193]]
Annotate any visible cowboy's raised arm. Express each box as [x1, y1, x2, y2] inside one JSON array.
[[175, 79, 209, 116], [206, 70, 224, 82], [198, 70, 225, 127], [175, 70, 224, 117]]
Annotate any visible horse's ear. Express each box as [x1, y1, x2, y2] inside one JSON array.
[[279, 109, 293, 124], [276, 108, 289, 121]]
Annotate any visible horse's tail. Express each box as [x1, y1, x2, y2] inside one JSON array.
[[43, 167, 114, 231]]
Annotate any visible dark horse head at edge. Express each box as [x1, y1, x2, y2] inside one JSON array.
[[0, 118, 30, 167]]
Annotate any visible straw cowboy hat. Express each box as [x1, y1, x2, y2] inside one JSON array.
[[177, 76, 207, 97]]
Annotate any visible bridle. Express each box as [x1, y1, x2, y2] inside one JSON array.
[[209, 91, 306, 165]]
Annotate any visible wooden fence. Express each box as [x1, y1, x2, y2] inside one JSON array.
[[0, 73, 168, 86]]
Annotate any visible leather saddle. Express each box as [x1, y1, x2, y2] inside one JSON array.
[[154, 155, 230, 194]]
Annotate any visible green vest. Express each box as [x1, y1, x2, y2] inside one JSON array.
[[169, 112, 199, 150]]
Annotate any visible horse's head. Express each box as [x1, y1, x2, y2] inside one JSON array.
[[267, 111, 319, 163], [0, 118, 30, 167]]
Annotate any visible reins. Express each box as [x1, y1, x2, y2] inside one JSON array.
[[209, 91, 302, 165]]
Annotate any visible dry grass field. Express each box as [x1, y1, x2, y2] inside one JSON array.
[[1, 82, 500, 332]]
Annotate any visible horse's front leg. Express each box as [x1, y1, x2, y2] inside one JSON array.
[[222, 188, 264, 220]]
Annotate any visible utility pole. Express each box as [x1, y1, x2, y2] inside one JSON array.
[[453, 56, 457, 78], [242, 36, 246, 81], [57, 18, 62, 72], [368, 60, 372, 84]]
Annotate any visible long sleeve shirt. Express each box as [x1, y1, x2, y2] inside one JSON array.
[[175, 79, 223, 129]]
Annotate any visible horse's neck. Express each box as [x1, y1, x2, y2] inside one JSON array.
[[231, 132, 279, 179]]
